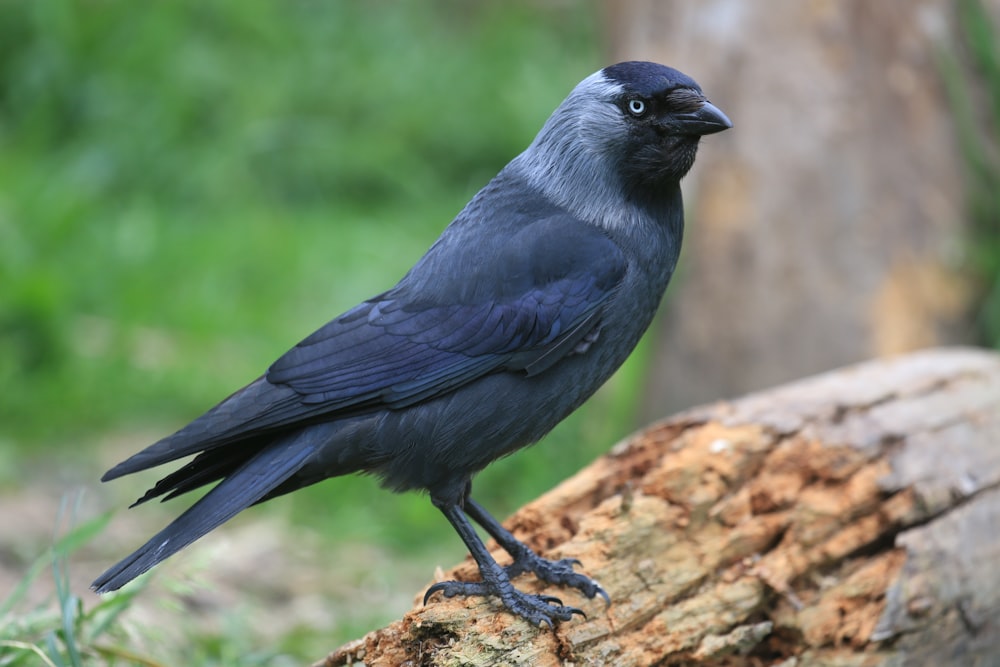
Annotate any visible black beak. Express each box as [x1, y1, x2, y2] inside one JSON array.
[[674, 101, 732, 136]]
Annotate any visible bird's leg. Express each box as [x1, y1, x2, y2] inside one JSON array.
[[464, 496, 610, 606], [424, 499, 585, 627]]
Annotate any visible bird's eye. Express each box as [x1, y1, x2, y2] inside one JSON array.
[[627, 98, 646, 117]]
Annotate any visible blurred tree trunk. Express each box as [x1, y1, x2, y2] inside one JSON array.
[[602, 1, 977, 419]]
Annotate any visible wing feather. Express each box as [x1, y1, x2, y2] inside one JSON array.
[[105, 212, 626, 478]]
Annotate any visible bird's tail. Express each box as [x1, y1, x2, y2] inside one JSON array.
[[91, 433, 315, 593]]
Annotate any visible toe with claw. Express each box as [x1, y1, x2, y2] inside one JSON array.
[[424, 579, 585, 627], [506, 553, 610, 607]]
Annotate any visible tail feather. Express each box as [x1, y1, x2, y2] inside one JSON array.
[[100, 377, 320, 483], [129, 441, 269, 508], [91, 434, 315, 593]]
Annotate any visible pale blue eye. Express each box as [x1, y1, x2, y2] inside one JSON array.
[[627, 99, 646, 116]]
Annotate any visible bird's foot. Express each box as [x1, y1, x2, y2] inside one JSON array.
[[424, 579, 585, 628], [506, 553, 610, 606]]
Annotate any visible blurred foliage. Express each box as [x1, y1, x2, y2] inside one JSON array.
[[0, 1, 649, 660], [0, 0, 658, 525], [949, 0, 1000, 345], [0, 504, 153, 667], [0, 0, 651, 511], [0, 1, 608, 448]]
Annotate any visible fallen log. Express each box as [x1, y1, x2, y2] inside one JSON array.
[[314, 347, 1000, 666]]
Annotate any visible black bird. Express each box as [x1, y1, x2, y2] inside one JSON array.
[[93, 61, 731, 627]]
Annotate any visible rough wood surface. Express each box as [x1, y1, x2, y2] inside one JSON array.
[[314, 348, 1000, 666]]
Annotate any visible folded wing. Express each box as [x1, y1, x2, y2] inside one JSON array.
[[103, 213, 626, 480]]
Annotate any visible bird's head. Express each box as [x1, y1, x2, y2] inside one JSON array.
[[516, 61, 731, 225], [598, 61, 731, 187]]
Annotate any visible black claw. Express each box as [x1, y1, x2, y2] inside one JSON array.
[[502, 553, 608, 606], [425, 579, 491, 603], [423, 583, 444, 604], [434, 500, 602, 627], [423, 576, 586, 628], [423, 539, 609, 625]]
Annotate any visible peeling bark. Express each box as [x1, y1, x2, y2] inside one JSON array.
[[314, 348, 1000, 666]]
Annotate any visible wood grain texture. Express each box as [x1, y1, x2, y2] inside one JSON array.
[[315, 348, 1000, 666]]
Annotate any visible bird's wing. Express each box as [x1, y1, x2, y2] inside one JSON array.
[[267, 214, 626, 408], [102, 214, 626, 479]]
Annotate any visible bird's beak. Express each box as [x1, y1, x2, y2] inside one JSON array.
[[674, 100, 732, 136]]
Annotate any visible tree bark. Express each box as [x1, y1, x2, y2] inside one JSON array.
[[314, 348, 1000, 666], [601, 1, 977, 419]]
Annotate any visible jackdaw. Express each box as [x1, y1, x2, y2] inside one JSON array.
[[93, 61, 731, 627]]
